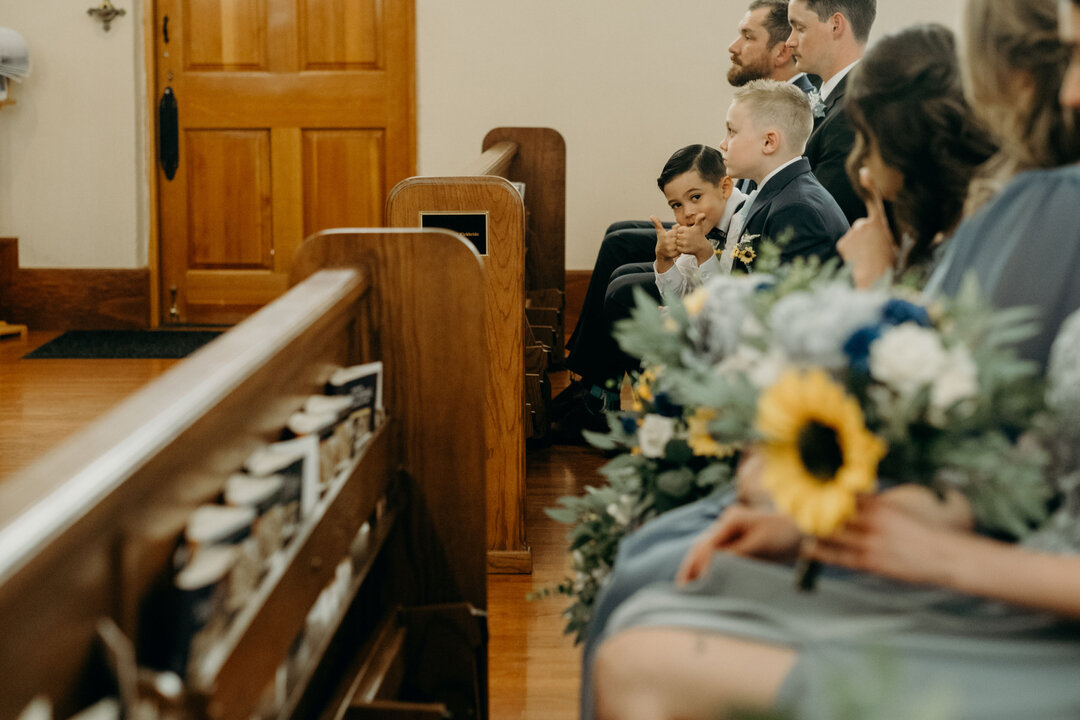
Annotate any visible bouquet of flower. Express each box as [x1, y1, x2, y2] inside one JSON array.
[[543, 251, 1053, 634], [536, 372, 736, 642]]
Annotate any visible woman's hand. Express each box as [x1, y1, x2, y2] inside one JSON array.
[[676, 505, 803, 585], [836, 168, 897, 289], [879, 484, 974, 532], [805, 495, 957, 587]]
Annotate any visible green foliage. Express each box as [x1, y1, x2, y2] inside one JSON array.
[[535, 411, 735, 643]]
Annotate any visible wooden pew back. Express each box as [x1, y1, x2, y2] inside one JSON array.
[[0, 230, 487, 720], [386, 127, 565, 575]]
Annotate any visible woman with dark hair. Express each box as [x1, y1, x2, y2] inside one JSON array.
[[838, 24, 997, 287]]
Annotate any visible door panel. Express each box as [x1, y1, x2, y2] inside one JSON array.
[[302, 0, 381, 68], [157, 0, 415, 325], [302, 129, 385, 236], [186, 130, 273, 268]]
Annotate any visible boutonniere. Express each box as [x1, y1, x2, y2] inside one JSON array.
[[807, 89, 826, 119], [733, 235, 759, 266]]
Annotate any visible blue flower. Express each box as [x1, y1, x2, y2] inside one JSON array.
[[843, 325, 883, 374], [652, 392, 684, 418], [881, 299, 931, 328], [620, 416, 639, 436]]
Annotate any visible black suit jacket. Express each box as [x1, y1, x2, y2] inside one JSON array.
[[732, 157, 849, 272], [804, 74, 865, 224]]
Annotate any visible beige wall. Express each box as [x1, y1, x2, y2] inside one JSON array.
[[0, 0, 148, 268], [0, 1, 961, 271]]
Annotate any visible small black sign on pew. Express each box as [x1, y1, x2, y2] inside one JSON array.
[[420, 211, 489, 255]]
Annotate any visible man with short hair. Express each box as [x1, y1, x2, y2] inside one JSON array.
[[729, 0, 814, 90], [787, 0, 878, 222]]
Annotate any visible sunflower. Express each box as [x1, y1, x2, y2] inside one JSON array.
[[733, 245, 757, 265], [687, 407, 737, 459], [756, 369, 887, 537], [634, 366, 659, 405]]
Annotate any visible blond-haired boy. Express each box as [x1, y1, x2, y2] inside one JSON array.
[[719, 79, 848, 271]]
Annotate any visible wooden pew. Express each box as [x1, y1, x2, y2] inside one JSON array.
[[386, 127, 565, 575], [0, 230, 488, 720]]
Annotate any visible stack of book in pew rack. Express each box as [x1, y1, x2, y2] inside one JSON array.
[[14, 364, 385, 720]]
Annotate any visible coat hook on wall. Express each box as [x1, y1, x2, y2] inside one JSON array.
[[87, 1, 127, 32]]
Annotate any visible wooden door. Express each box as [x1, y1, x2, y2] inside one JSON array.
[[155, 0, 415, 325]]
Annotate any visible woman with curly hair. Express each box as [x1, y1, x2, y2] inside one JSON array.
[[837, 24, 997, 287]]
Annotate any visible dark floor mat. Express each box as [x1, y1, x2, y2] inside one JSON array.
[[23, 330, 222, 359]]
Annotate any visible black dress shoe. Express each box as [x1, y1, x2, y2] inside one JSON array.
[[550, 379, 590, 420], [549, 395, 610, 445]]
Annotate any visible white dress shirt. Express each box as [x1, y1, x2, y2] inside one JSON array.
[[820, 60, 859, 102]]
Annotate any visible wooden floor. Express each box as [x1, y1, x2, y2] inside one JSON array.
[[0, 331, 595, 719]]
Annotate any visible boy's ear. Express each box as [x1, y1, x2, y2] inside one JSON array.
[[721, 175, 734, 199], [762, 128, 782, 156]]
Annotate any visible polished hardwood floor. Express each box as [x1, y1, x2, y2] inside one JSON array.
[[0, 331, 596, 719]]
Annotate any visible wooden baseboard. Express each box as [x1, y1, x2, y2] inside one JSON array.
[[0, 238, 150, 330], [486, 549, 533, 574]]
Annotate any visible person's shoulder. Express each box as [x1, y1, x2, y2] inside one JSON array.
[[1008, 165, 1080, 193], [765, 183, 847, 232], [974, 166, 1080, 219]]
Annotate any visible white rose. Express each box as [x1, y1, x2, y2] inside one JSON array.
[[870, 323, 947, 395], [929, 345, 979, 423], [638, 414, 676, 458]]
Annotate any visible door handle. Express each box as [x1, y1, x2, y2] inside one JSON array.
[[159, 87, 179, 180]]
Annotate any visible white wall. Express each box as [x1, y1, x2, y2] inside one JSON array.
[[0, 0, 146, 268], [0, 1, 961, 270]]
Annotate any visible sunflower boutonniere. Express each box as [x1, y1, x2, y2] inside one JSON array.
[[733, 235, 759, 266]]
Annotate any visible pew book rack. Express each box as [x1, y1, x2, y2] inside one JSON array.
[[0, 230, 488, 720]]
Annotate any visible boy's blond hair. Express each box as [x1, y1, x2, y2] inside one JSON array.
[[732, 80, 814, 153]]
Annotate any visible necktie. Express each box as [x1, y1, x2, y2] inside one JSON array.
[[720, 193, 756, 273]]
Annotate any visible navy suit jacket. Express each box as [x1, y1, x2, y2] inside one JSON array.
[[732, 157, 848, 272], [804, 74, 865, 224]]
